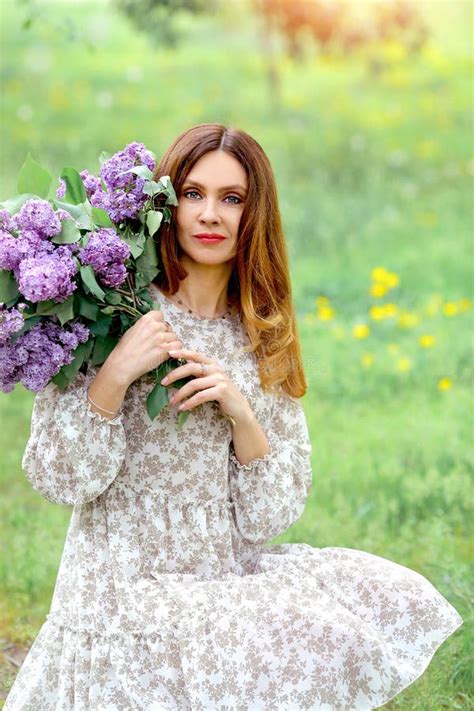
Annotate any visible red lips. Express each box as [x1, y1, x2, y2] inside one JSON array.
[[193, 233, 226, 239]]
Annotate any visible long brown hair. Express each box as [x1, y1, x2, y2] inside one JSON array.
[[152, 123, 307, 399]]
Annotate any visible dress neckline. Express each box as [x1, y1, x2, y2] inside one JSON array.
[[148, 282, 241, 323]]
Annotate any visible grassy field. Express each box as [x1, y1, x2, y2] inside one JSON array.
[[0, 0, 472, 707]]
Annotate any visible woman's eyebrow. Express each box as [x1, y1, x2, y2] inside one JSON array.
[[183, 180, 247, 193]]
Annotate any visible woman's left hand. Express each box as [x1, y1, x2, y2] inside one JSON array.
[[160, 348, 253, 425]]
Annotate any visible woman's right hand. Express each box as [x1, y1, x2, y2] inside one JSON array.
[[103, 310, 183, 387]]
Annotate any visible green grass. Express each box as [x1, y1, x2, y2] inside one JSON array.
[[0, 0, 472, 707]]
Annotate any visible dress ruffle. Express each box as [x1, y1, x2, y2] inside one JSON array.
[[5, 544, 463, 710]]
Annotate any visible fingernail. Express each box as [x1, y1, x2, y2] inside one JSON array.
[[161, 376, 169, 384], [169, 349, 179, 355]]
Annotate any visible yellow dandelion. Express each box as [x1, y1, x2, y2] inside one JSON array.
[[385, 272, 399, 288], [458, 296, 471, 311], [438, 377, 452, 391], [383, 69, 410, 89], [361, 353, 375, 367], [414, 140, 438, 159], [457, 298, 472, 312], [442, 302, 459, 317], [353, 323, 370, 339], [48, 83, 70, 109], [318, 306, 335, 321], [415, 211, 438, 228], [398, 311, 420, 328], [315, 295, 330, 308], [381, 39, 408, 63], [387, 343, 400, 355], [369, 305, 387, 321], [371, 267, 389, 282], [419, 334, 436, 348], [396, 357, 412, 372], [370, 282, 388, 298]]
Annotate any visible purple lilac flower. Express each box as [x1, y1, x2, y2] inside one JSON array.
[[0, 209, 14, 233], [0, 228, 57, 272], [12, 198, 62, 238], [100, 142, 156, 190], [0, 303, 27, 343], [78, 227, 130, 287], [56, 178, 67, 199], [0, 230, 24, 270], [83, 142, 157, 223], [90, 188, 143, 223], [0, 317, 90, 393], [17, 248, 78, 303], [80, 169, 103, 196]]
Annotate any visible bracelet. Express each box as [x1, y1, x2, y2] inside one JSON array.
[[224, 412, 237, 427], [86, 387, 119, 416]]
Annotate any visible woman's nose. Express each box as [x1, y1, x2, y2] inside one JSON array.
[[199, 199, 220, 221]]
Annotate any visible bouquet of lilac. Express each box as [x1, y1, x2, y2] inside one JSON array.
[[0, 142, 191, 426]]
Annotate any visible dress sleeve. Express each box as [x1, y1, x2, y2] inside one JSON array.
[[228, 386, 313, 545], [21, 366, 127, 506]]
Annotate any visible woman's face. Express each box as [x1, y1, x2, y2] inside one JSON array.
[[175, 150, 247, 268]]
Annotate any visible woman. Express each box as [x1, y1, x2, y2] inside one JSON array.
[[5, 124, 463, 710]]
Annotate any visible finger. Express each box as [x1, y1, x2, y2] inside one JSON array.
[[169, 375, 218, 404], [167, 348, 214, 364], [149, 310, 165, 322], [175, 383, 220, 410], [161, 338, 183, 351], [162, 362, 214, 386]]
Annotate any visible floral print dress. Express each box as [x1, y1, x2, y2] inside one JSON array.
[[5, 284, 463, 711]]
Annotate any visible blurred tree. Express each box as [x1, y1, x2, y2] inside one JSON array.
[[115, 0, 221, 48], [113, 0, 430, 109], [17, 0, 99, 52], [253, 0, 430, 79]]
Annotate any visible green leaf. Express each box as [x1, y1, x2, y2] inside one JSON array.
[[104, 291, 122, 305], [77, 295, 99, 321], [50, 369, 70, 389], [91, 334, 117, 366], [35, 296, 75, 324], [51, 217, 81, 245], [0, 193, 41, 216], [52, 199, 94, 230], [80, 265, 106, 300], [91, 207, 113, 227], [61, 338, 94, 380], [120, 233, 145, 260], [100, 305, 115, 315], [146, 381, 169, 421], [60, 167, 87, 205], [146, 209, 163, 237], [135, 269, 160, 290], [142, 180, 166, 197], [159, 176, 178, 206], [17, 153, 52, 199], [54, 295, 75, 325], [36, 299, 59, 315], [0, 270, 20, 302], [122, 165, 154, 181], [135, 233, 159, 288], [135, 270, 159, 290], [89, 313, 112, 336]]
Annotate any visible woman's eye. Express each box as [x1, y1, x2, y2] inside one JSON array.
[[183, 190, 242, 204]]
